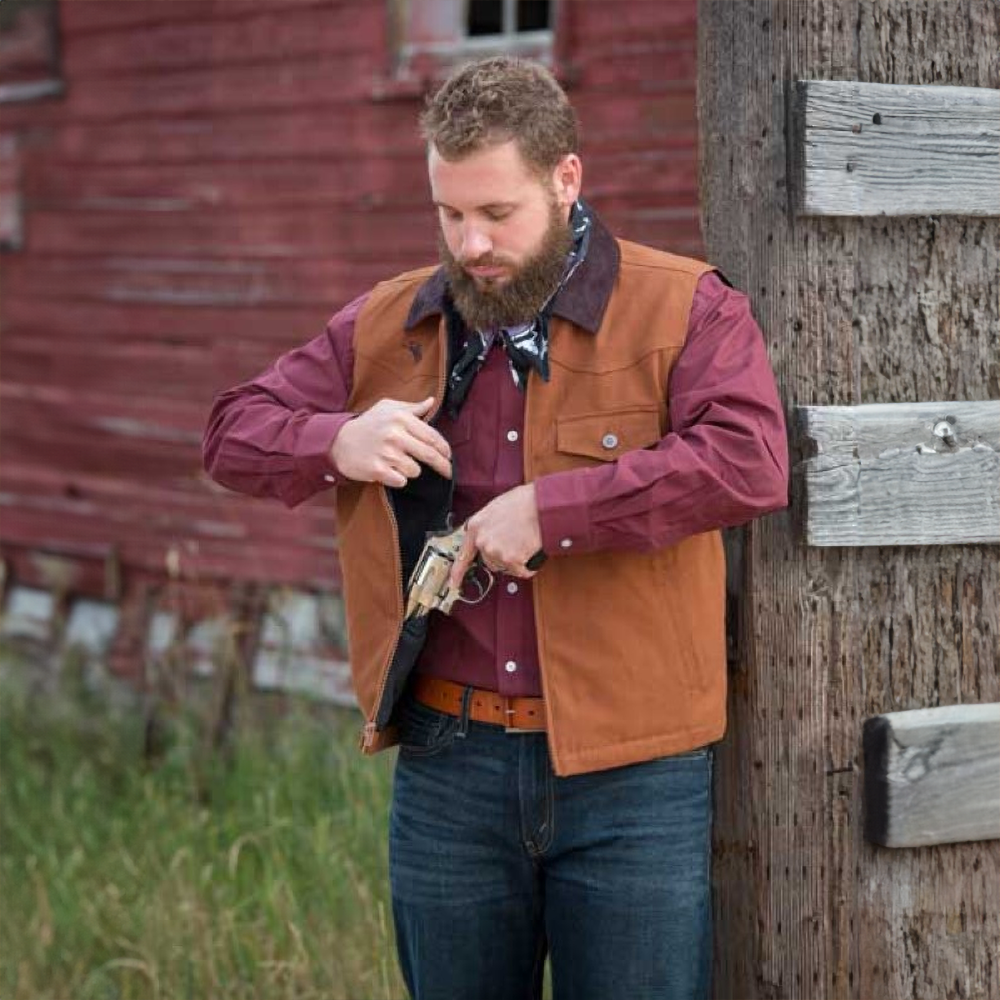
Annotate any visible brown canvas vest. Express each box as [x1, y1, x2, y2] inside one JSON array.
[[335, 240, 725, 776]]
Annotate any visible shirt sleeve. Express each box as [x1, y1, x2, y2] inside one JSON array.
[[534, 271, 789, 554], [202, 292, 367, 508]]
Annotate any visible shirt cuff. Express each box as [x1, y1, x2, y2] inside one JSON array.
[[534, 469, 599, 555], [294, 411, 356, 487]]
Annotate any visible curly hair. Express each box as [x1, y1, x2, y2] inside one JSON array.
[[419, 57, 578, 176]]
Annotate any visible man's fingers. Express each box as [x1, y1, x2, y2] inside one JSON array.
[[504, 563, 537, 580], [478, 549, 536, 579], [375, 464, 408, 489], [389, 415, 450, 479], [405, 413, 452, 457], [396, 401, 452, 478], [374, 440, 448, 487], [408, 419, 452, 459], [338, 397, 452, 486], [454, 486, 542, 580], [381, 430, 450, 480], [385, 450, 422, 481], [449, 533, 478, 590], [407, 439, 452, 479], [408, 396, 436, 418]]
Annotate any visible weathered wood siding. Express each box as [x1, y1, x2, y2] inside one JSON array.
[[699, 1, 999, 997], [863, 703, 1000, 849], [799, 400, 1000, 546], [0, 0, 700, 601], [795, 79, 1000, 216]]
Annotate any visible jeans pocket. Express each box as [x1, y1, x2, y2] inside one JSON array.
[[396, 698, 459, 758]]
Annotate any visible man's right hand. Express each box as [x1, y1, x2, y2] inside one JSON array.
[[330, 397, 452, 488]]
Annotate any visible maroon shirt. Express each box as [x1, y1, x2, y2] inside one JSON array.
[[204, 223, 789, 698]]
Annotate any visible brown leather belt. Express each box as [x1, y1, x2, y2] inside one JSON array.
[[411, 675, 547, 732]]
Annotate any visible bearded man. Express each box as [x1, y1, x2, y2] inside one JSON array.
[[204, 56, 788, 1000]]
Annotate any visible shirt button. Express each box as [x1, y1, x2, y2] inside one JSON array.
[[560, 538, 573, 549], [506, 581, 519, 595], [323, 474, 336, 483], [506, 429, 519, 442], [601, 433, 619, 449], [505, 660, 518, 673]]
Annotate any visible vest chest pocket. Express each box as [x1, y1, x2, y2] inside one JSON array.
[[555, 406, 663, 462]]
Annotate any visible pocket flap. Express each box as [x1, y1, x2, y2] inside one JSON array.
[[556, 407, 663, 461]]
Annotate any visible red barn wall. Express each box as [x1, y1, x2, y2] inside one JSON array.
[[0, 0, 700, 604]]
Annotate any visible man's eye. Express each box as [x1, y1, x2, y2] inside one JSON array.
[[485, 210, 510, 222], [441, 208, 462, 222]]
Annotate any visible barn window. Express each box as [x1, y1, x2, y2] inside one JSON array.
[[385, 0, 558, 94], [466, 1, 552, 39], [0, 0, 62, 251], [0, 0, 64, 104]]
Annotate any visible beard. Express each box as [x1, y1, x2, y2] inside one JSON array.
[[439, 196, 573, 331]]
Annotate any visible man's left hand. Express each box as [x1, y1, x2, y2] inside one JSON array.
[[449, 484, 542, 587]]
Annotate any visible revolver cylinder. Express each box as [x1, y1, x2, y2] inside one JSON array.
[[404, 525, 467, 618]]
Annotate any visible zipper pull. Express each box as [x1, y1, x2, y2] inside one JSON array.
[[360, 720, 378, 751]]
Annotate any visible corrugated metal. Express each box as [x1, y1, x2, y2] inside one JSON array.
[[0, 0, 701, 604]]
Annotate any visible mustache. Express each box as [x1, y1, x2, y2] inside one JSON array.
[[460, 253, 510, 268]]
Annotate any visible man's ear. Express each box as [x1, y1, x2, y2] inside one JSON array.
[[552, 154, 582, 208]]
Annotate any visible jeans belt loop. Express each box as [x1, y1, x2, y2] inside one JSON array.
[[456, 685, 474, 738]]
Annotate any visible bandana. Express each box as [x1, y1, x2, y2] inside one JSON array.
[[444, 199, 592, 418]]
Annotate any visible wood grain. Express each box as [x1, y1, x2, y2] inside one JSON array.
[[0, 0, 704, 598], [796, 79, 1000, 216], [800, 401, 1000, 546], [699, 1, 1000, 997], [864, 703, 1000, 847]]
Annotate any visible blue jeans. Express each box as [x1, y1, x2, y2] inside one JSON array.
[[389, 694, 713, 1000]]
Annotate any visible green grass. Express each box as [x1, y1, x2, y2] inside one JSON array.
[[0, 677, 405, 1000]]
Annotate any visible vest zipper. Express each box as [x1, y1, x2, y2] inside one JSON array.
[[360, 318, 451, 752], [360, 485, 404, 751]]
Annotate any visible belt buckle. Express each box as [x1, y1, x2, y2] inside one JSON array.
[[501, 696, 534, 734]]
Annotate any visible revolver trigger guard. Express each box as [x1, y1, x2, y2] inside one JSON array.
[[456, 563, 495, 606]]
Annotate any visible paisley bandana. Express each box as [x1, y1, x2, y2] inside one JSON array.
[[444, 199, 593, 418]]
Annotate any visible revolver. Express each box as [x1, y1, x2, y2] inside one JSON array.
[[404, 524, 548, 619], [404, 523, 493, 618]]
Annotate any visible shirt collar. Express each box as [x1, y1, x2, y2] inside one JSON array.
[[404, 206, 620, 335]]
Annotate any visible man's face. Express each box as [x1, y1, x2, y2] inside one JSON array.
[[429, 140, 582, 329]]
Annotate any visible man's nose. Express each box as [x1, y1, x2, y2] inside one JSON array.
[[460, 225, 492, 261]]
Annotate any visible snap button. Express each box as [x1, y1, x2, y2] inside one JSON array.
[[506, 582, 519, 594], [505, 660, 518, 673], [601, 433, 619, 449], [560, 538, 573, 549], [323, 473, 336, 483], [506, 429, 519, 442]]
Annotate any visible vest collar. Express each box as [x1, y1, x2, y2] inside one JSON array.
[[404, 207, 620, 335]]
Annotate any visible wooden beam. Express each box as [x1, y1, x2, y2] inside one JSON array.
[[798, 400, 1000, 547], [864, 703, 1000, 848], [701, 3, 1000, 995], [795, 79, 1000, 216]]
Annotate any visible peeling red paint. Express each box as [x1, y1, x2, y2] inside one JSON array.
[[0, 0, 701, 611]]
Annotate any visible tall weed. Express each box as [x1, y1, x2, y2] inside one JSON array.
[[1, 677, 404, 1000]]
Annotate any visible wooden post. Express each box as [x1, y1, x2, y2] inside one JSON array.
[[698, 2, 1000, 998]]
